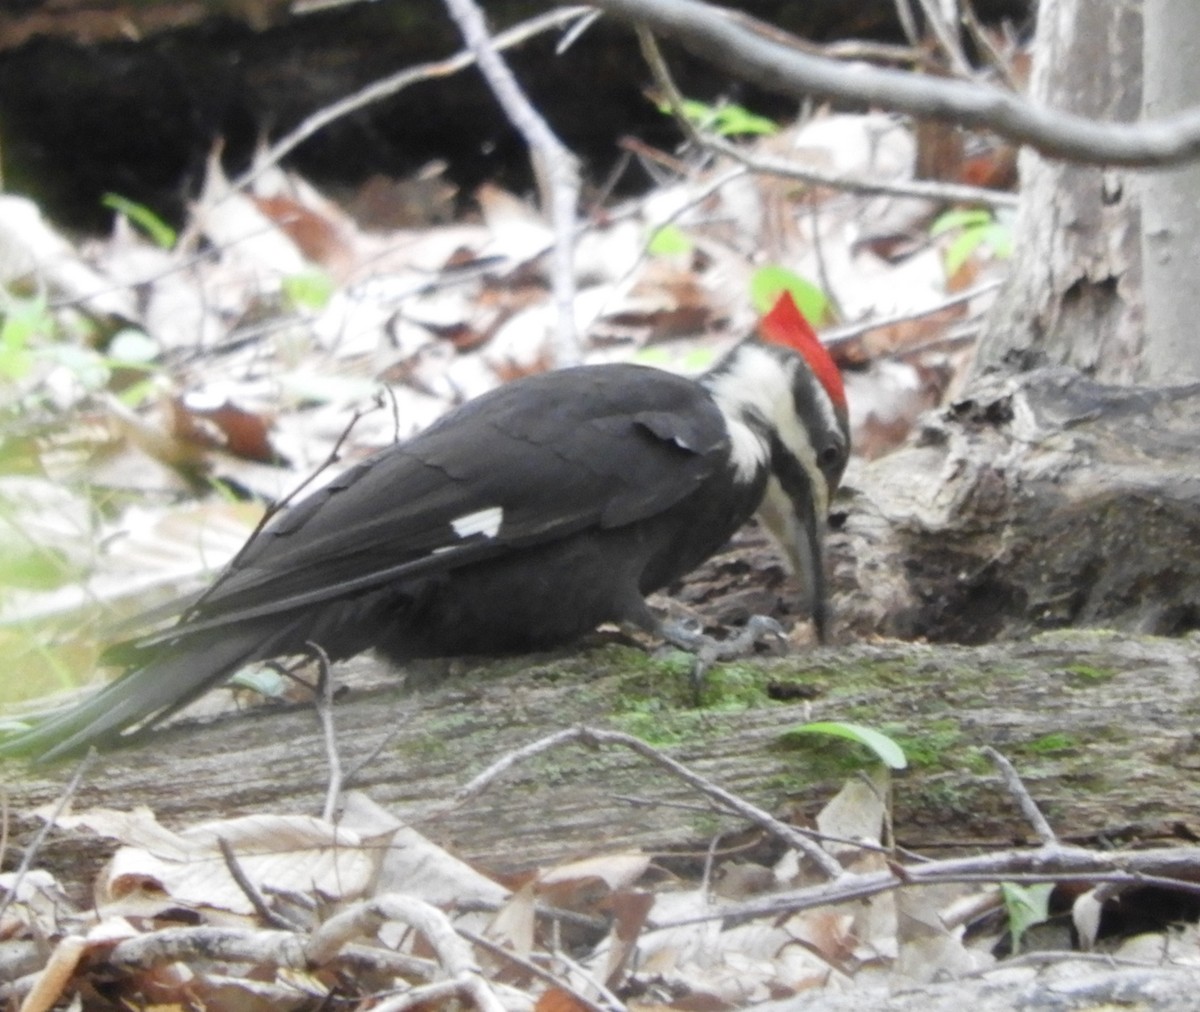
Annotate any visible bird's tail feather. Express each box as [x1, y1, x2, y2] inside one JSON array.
[[0, 624, 279, 762]]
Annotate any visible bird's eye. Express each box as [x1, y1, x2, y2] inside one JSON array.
[[818, 445, 843, 469]]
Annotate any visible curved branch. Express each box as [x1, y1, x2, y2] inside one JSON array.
[[576, 0, 1200, 167]]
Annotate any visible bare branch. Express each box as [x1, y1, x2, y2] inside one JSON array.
[[455, 726, 846, 879], [443, 0, 582, 365], [0, 749, 95, 923], [638, 24, 1016, 208], [234, 7, 592, 193], [982, 746, 1059, 846], [576, 0, 1200, 167]]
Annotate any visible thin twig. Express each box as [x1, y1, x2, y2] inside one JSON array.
[[233, 7, 592, 193], [637, 23, 1016, 208], [0, 749, 96, 923], [805, 194, 844, 320], [982, 746, 1058, 846], [306, 641, 343, 822], [822, 277, 1004, 350], [218, 836, 302, 930], [913, 0, 973, 77], [442, 0, 581, 365], [710, 131, 1018, 207], [893, 0, 922, 48], [960, 0, 1023, 93], [459, 928, 621, 1012], [653, 844, 1200, 927]]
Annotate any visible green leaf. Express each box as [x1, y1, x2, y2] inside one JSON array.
[[655, 96, 777, 137], [632, 347, 671, 365], [283, 270, 335, 311], [0, 298, 53, 381], [944, 227, 989, 277], [749, 266, 830, 324], [648, 225, 694, 256], [930, 207, 993, 237], [787, 721, 909, 769], [1000, 881, 1054, 952], [710, 104, 778, 137], [103, 193, 177, 249]]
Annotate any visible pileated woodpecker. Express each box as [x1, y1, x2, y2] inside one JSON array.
[[3, 292, 849, 760]]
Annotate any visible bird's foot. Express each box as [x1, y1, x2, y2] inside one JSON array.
[[659, 614, 788, 702]]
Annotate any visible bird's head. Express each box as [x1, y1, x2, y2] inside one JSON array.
[[704, 291, 850, 641]]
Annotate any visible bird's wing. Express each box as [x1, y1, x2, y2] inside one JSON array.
[[143, 364, 732, 639]]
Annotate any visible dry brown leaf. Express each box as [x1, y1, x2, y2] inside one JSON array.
[[170, 395, 280, 464], [535, 986, 596, 1012]]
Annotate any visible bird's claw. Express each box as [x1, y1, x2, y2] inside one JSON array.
[[659, 614, 790, 703]]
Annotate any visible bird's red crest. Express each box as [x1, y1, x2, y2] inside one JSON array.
[[759, 291, 846, 410]]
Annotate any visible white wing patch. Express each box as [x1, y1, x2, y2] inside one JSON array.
[[451, 506, 504, 539]]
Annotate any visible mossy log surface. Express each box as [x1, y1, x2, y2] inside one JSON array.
[[5, 367, 1200, 893], [3, 630, 1198, 894]]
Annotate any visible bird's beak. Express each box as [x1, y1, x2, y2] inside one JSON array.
[[757, 476, 829, 643]]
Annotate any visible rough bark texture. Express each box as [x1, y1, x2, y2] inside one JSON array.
[[1140, 0, 1200, 385], [973, 0, 1145, 382], [833, 368, 1200, 643], [3, 629, 1200, 895]]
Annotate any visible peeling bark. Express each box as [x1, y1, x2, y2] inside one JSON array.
[[833, 369, 1200, 643], [974, 0, 1144, 382]]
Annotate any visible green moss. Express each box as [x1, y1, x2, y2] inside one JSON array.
[[1062, 663, 1117, 684], [697, 663, 773, 710], [611, 698, 694, 746], [909, 776, 984, 819], [770, 733, 889, 780], [1021, 732, 1079, 755], [962, 747, 993, 775], [888, 718, 964, 770]]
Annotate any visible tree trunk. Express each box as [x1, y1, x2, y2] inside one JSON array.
[[1140, 0, 1200, 384], [972, 0, 1144, 382]]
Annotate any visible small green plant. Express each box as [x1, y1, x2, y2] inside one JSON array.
[[283, 270, 335, 311], [1000, 882, 1054, 953], [931, 207, 1014, 276], [647, 224, 694, 257], [103, 193, 177, 249], [0, 296, 48, 381], [749, 266, 831, 325], [783, 721, 909, 769], [657, 97, 778, 137]]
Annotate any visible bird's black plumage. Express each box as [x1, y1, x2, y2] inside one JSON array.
[[5, 364, 767, 759], [4, 291, 851, 761]]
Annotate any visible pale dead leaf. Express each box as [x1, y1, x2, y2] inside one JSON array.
[[340, 791, 509, 911], [894, 885, 987, 983], [1072, 888, 1103, 952], [0, 194, 136, 319], [45, 807, 387, 916], [191, 146, 308, 280], [815, 767, 889, 859], [2, 499, 259, 629], [475, 183, 553, 269], [537, 852, 651, 894], [487, 880, 537, 959]]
